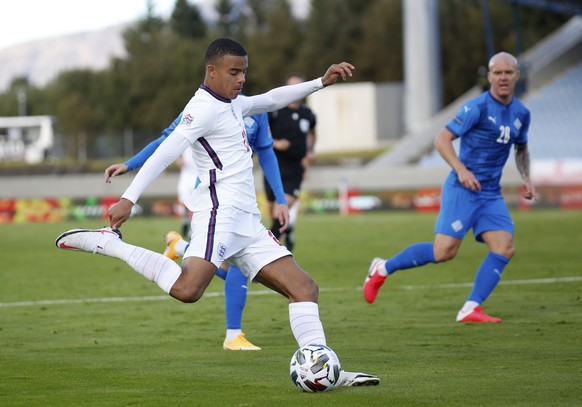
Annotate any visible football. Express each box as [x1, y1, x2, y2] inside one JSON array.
[[289, 344, 341, 392]]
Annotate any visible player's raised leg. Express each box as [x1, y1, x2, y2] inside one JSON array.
[[55, 227, 217, 303]]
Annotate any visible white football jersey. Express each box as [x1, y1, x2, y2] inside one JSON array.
[[176, 149, 198, 204], [173, 86, 259, 214], [121, 79, 323, 212]]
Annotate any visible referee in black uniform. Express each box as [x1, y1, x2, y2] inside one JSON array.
[[264, 73, 316, 252]]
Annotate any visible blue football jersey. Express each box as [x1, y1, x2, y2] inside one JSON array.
[[243, 112, 272, 153], [444, 91, 530, 197], [161, 115, 182, 138]]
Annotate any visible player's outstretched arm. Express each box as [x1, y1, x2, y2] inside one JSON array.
[[104, 163, 129, 183], [106, 115, 182, 184], [244, 62, 355, 117]]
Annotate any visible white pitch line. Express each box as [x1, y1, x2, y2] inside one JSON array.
[[397, 276, 582, 290], [1, 276, 580, 309]]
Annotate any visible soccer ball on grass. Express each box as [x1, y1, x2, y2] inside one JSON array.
[[289, 344, 341, 392]]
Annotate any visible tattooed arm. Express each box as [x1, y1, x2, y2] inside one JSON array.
[[515, 143, 537, 200]]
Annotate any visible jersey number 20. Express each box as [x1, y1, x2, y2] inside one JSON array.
[[496, 126, 510, 144]]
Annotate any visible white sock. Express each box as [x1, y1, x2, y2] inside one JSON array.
[[461, 300, 480, 313], [174, 239, 188, 257], [289, 200, 300, 226], [103, 239, 181, 294], [289, 301, 326, 347], [225, 329, 242, 343], [377, 260, 388, 277]]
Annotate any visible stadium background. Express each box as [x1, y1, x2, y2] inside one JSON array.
[[1, 2, 581, 405], [0, 0, 581, 221]]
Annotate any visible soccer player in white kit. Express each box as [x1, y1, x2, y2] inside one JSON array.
[[55, 38, 378, 387]]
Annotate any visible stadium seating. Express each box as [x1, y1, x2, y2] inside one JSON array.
[[526, 61, 582, 160]]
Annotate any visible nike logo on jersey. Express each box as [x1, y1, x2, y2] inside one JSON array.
[[463, 105, 470, 113], [488, 116, 497, 124]]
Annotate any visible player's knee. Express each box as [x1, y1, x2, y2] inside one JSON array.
[[495, 244, 515, 259], [433, 237, 461, 263], [305, 277, 319, 298], [433, 246, 457, 262], [290, 275, 319, 302], [170, 285, 204, 303]]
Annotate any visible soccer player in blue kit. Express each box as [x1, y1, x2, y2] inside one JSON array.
[[104, 111, 288, 350], [364, 52, 537, 323]]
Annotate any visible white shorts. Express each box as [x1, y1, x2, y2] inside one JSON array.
[[184, 206, 291, 281]]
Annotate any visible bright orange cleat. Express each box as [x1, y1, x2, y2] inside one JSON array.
[[457, 306, 501, 323], [363, 258, 387, 304], [223, 333, 261, 351], [163, 231, 182, 261]]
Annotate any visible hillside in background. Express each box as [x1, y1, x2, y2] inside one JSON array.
[[0, 24, 127, 91]]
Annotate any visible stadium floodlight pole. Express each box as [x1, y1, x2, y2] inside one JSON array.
[[480, 0, 496, 60], [510, 0, 525, 56], [403, 0, 442, 135], [510, 0, 527, 96]]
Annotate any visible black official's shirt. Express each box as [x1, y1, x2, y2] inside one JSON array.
[[268, 104, 316, 173]]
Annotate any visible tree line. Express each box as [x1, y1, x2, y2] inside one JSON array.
[[0, 0, 568, 161]]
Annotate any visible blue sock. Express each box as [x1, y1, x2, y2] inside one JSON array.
[[215, 267, 227, 280], [467, 252, 510, 303], [224, 265, 248, 330], [386, 242, 436, 274]]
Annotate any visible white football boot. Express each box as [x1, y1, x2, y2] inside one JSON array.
[[337, 370, 380, 387], [55, 227, 122, 254]]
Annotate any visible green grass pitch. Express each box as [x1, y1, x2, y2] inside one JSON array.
[[1, 210, 581, 406]]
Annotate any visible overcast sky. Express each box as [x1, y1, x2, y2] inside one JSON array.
[[0, 0, 207, 50], [0, 0, 310, 51]]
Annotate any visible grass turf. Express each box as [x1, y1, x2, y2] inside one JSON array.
[[1, 210, 581, 406]]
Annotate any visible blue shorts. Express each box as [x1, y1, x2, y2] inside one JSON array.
[[434, 184, 514, 243]]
